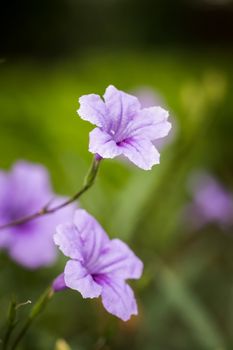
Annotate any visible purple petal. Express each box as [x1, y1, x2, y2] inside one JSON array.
[[49, 196, 76, 226], [73, 209, 109, 265], [9, 224, 57, 269], [64, 260, 102, 298], [103, 85, 141, 136], [127, 106, 171, 141], [189, 172, 233, 225], [89, 128, 122, 158], [9, 161, 52, 211], [77, 86, 171, 170], [134, 87, 162, 108], [0, 171, 8, 215], [0, 172, 12, 245], [120, 137, 160, 170], [11, 198, 75, 269], [53, 273, 67, 292], [0, 161, 75, 269], [0, 229, 13, 249], [100, 277, 138, 321], [78, 94, 107, 127], [54, 223, 84, 261], [93, 239, 143, 280]]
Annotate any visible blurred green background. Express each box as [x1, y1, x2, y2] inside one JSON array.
[[1, 0, 233, 349]]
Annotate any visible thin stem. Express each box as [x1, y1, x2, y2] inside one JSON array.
[[2, 300, 32, 350], [0, 156, 101, 230], [10, 288, 54, 350], [3, 299, 17, 350]]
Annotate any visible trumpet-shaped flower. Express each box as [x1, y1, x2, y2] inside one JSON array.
[[0, 161, 75, 269], [77, 85, 171, 170], [53, 209, 143, 321]]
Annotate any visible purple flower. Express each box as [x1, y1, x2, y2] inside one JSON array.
[[53, 209, 143, 321], [186, 172, 233, 229], [77, 85, 171, 170], [0, 161, 75, 269]]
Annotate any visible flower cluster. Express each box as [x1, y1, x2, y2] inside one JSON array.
[[1, 85, 171, 322]]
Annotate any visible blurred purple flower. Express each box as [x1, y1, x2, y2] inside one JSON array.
[[53, 209, 143, 321], [0, 161, 75, 269], [133, 86, 178, 151], [77, 85, 171, 170], [186, 172, 233, 229], [133, 87, 162, 108]]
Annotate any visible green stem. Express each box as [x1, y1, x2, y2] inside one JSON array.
[[84, 155, 101, 188], [10, 288, 54, 350], [3, 299, 17, 350], [8, 156, 102, 349], [0, 155, 101, 230]]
